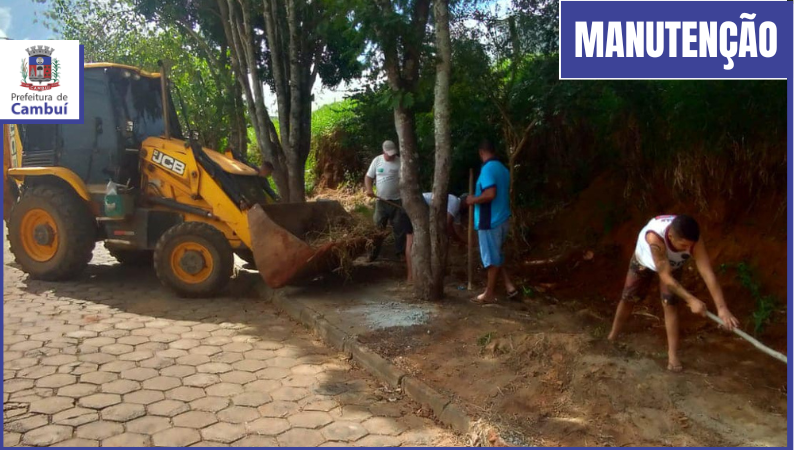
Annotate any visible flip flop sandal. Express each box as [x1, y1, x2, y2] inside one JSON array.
[[471, 296, 498, 305], [507, 290, 520, 300]]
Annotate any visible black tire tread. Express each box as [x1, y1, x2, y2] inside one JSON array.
[[8, 184, 96, 280], [153, 222, 233, 298]]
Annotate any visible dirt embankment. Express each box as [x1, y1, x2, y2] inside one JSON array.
[[517, 171, 787, 353]]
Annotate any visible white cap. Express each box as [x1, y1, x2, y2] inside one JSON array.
[[382, 140, 398, 156]]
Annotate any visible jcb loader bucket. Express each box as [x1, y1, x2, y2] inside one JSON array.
[[246, 201, 382, 288]]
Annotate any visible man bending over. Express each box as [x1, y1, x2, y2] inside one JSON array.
[[608, 214, 739, 372]]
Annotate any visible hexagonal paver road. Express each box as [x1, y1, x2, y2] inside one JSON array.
[[3, 231, 458, 446]]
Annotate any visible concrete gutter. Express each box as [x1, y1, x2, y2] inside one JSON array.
[[258, 285, 506, 446]]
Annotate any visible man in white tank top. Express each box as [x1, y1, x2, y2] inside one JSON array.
[[608, 215, 739, 372]]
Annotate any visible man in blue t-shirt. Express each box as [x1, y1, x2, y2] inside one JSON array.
[[465, 140, 518, 304]]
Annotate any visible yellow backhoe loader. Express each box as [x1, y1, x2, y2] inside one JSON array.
[[3, 62, 372, 297]]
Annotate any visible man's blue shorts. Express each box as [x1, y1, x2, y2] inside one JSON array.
[[478, 220, 510, 268]]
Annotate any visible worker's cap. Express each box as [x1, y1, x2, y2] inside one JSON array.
[[382, 140, 398, 156]]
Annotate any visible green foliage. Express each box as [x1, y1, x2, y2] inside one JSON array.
[[311, 101, 358, 137], [297, 0, 787, 222], [307, 99, 370, 188], [721, 262, 779, 335], [308, 101, 358, 190], [51, 0, 778, 212], [39, 0, 240, 151], [20, 59, 27, 82]]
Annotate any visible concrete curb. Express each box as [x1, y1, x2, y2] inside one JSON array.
[[260, 285, 501, 444]]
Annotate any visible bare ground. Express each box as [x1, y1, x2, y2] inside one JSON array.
[[330, 264, 789, 447]]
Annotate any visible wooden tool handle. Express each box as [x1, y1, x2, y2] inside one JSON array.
[[468, 169, 474, 291], [705, 311, 787, 364], [377, 198, 404, 210]]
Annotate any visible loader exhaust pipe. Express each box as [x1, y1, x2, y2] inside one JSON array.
[[158, 60, 170, 140]]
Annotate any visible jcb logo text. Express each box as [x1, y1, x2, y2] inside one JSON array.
[[152, 150, 186, 176]]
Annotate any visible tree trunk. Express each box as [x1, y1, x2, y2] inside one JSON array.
[[430, 0, 452, 299], [262, 0, 290, 144], [220, 0, 290, 198], [235, 0, 289, 191], [508, 148, 517, 211], [229, 81, 248, 156], [286, 0, 306, 202], [377, 0, 433, 300], [396, 105, 433, 300], [262, 0, 293, 192]]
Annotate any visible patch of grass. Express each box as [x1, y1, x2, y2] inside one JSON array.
[[353, 204, 371, 218], [477, 332, 495, 347], [721, 262, 778, 335], [521, 285, 535, 298]]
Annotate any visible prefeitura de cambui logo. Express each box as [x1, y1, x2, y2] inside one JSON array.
[[0, 40, 82, 122], [21, 45, 61, 91]]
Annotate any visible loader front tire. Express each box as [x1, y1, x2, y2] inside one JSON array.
[[8, 184, 96, 280], [154, 222, 233, 298]]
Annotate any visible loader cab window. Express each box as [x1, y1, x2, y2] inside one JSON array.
[[107, 69, 183, 149], [107, 68, 183, 188], [18, 124, 58, 167], [58, 70, 118, 184]]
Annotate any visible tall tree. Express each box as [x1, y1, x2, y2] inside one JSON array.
[[377, 0, 433, 299], [470, 0, 558, 206], [217, 0, 290, 196], [357, 0, 460, 300], [430, 0, 453, 297], [216, 0, 362, 202]]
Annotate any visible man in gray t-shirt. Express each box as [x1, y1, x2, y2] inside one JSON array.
[[364, 140, 408, 261]]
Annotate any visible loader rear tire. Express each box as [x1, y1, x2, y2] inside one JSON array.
[[154, 222, 233, 298], [106, 244, 153, 266], [8, 184, 96, 280]]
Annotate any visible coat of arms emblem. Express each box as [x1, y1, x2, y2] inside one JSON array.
[[20, 45, 60, 91]]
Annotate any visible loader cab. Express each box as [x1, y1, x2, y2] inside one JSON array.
[[17, 64, 183, 190]]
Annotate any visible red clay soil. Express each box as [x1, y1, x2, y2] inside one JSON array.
[[354, 172, 787, 446]]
